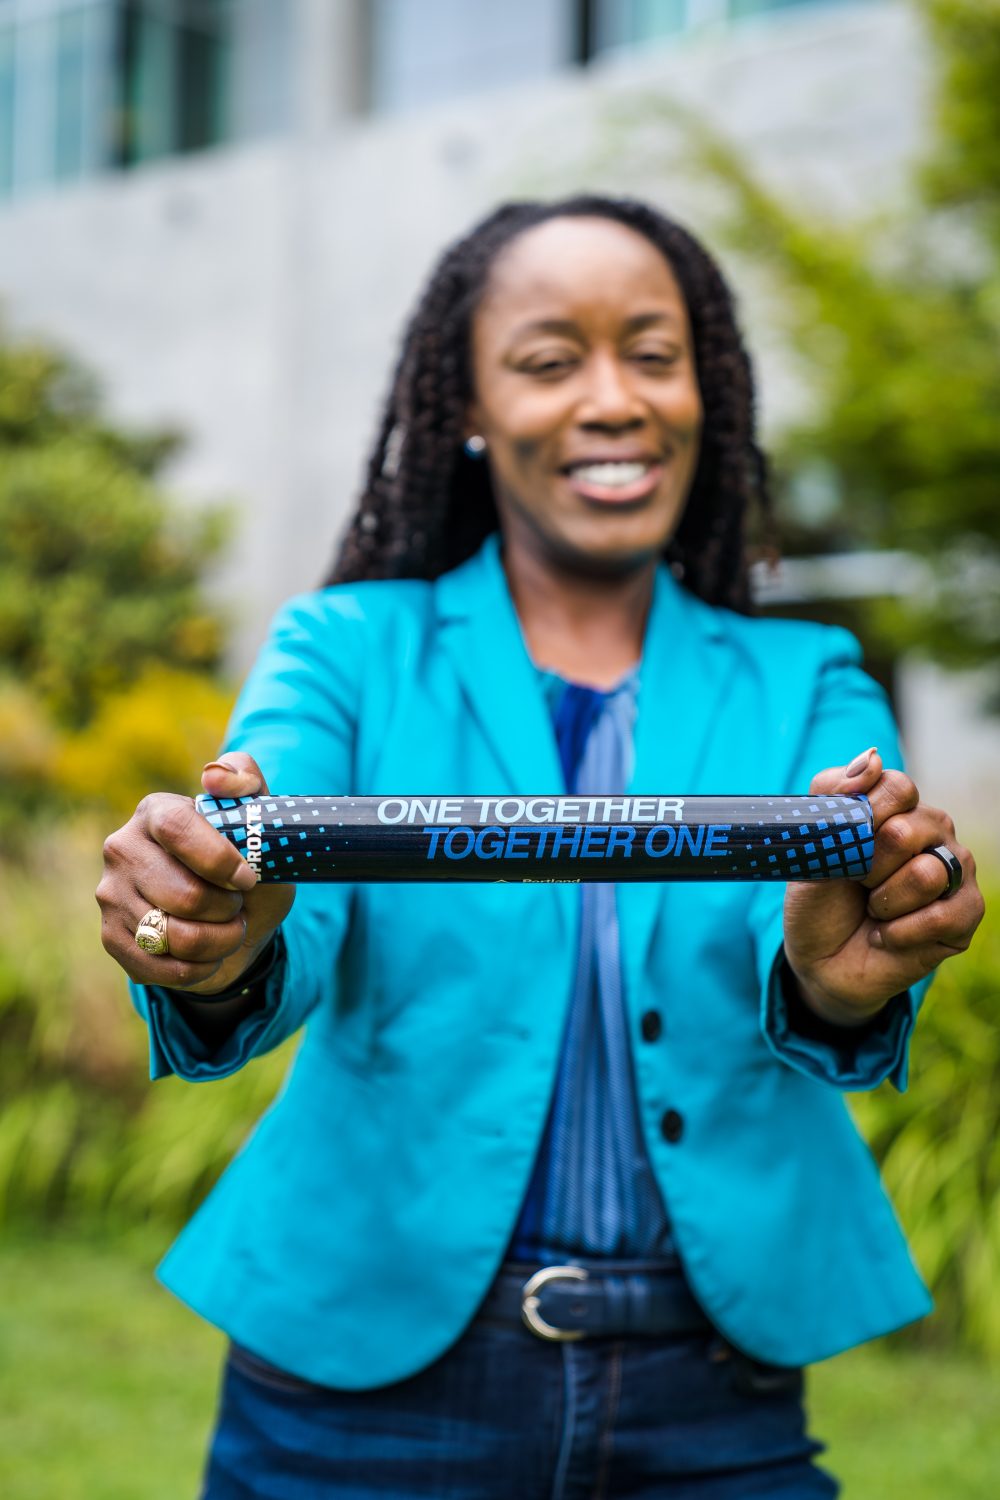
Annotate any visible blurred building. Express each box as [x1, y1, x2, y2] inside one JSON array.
[[1, 0, 997, 829]]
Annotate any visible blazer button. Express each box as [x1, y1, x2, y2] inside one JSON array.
[[641, 1010, 662, 1042], [661, 1109, 684, 1144]]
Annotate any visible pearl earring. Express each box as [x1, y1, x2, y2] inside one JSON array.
[[464, 435, 487, 457]]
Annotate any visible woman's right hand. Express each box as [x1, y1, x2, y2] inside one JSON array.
[[97, 752, 295, 994]]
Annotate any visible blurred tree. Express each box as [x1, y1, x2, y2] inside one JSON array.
[[0, 340, 247, 1234], [0, 330, 230, 729], [610, 1, 1000, 700], [693, 0, 1000, 697], [53, 665, 238, 827]]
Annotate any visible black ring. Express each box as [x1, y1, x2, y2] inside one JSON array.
[[923, 844, 963, 899]]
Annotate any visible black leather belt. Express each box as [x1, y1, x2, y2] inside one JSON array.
[[478, 1260, 713, 1343]]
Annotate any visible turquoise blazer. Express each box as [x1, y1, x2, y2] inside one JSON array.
[[132, 534, 932, 1387]]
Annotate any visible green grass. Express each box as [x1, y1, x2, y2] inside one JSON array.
[[810, 1339, 1000, 1497], [0, 1232, 220, 1500], [1, 1233, 998, 1498]]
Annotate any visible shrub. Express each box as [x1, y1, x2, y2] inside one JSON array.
[[0, 336, 229, 730], [0, 818, 291, 1230], [852, 902, 1000, 1362], [52, 666, 234, 827]]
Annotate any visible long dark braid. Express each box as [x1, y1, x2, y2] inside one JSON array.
[[326, 195, 772, 611]]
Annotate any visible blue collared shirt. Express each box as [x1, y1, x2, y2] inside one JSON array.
[[510, 669, 675, 1261]]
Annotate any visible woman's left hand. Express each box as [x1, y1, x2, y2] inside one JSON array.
[[782, 748, 985, 1027]]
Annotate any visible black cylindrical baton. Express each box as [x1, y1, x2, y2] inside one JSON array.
[[196, 793, 874, 884]]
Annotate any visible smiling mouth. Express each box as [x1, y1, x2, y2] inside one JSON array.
[[561, 459, 665, 504]]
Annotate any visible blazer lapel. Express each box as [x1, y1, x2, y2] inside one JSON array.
[[618, 567, 736, 1004], [435, 534, 564, 792], [435, 538, 736, 967], [435, 535, 573, 942]]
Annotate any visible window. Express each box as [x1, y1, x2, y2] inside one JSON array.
[[0, 0, 291, 201], [115, 0, 230, 166], [369, 0, 575, 114], [0, 22, 14, 195], [54, 6, 89, 179], [587, 0, 858, 56]]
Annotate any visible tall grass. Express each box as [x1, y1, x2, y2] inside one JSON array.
[[0, 818, 290, 1230], [851, 903, 1000, 1359]]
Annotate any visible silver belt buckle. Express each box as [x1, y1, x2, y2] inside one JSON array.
[[521, 1265, 589, 1342]]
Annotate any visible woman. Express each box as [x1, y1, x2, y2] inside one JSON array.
[[99, 196, 984, 1498]]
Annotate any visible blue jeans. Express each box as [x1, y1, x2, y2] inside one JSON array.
[[201, 1315, 838, 1498]]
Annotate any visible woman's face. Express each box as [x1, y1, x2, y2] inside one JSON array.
[[466, 215, 703, 576]]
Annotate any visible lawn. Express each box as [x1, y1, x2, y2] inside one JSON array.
[[1, 1233, 998, 1498]]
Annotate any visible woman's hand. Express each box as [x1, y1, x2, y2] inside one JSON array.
[[783, 748, 985, 1027], [97, 753, 295, 995]]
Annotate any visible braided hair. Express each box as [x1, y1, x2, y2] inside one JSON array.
[[326, 194, 771, 611]]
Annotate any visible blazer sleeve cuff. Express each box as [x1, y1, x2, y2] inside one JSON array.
[[758, 916, 928, 1092], [134, 932, 288, 1082]]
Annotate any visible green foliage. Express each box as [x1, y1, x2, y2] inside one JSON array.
[[0, 676, 59, 820], [851, 908, 1000, 1363], [0, 327, 229, 730], [0, 327, 262, 1225], [53, 665, 234, 826], [0, 821, 290, 1232], [920, 0, 1000, 219], [0, 324, 235, 836], [610, 1, 1000, 699], [751, 0, 1000, 686]]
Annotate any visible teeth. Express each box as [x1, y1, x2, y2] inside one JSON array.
[[570, 462, 651, 487]]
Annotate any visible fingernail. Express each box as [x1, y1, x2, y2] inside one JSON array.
[[869, 926, 884, 949], [232, 862, 258, 891], [846, 747, 877, 777], [204, 759, 239, 774]]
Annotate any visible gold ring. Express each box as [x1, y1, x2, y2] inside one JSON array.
[[135, 907, 170, 956]]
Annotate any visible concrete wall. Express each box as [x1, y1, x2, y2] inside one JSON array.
[[0, 0, 930, 645]]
